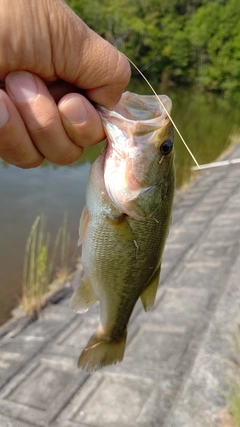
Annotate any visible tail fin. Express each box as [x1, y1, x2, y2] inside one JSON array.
[[78, 328, 127, 372]]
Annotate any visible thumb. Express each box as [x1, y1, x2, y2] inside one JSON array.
[[50, 1, 131, 109]]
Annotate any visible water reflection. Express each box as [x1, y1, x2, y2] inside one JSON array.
[[0, 158, 91, 324], [0, 86, 239, 324], [128, 80, 240, 185]]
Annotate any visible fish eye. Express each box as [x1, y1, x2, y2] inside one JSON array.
[[160, 139, 173, 156]]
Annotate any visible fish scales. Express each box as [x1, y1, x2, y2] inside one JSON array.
[[71, 91, 175, 371]]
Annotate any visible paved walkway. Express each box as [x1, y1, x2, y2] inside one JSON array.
[[1, 144, 240, 427]]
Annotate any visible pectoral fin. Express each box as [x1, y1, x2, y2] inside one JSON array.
[[140, 265, 161, 312], [78, 206, 90, 246], [70, 275, 97, 313]]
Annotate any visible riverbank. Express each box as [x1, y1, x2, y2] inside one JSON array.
[[0, 142, 240, 426]]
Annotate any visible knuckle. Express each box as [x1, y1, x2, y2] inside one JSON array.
[[116, 52, 131, 87], [19, 157, 44, 169], [0, 139, 44, 168], [31, 113, 57, 137], [52, 146, 83, 166]]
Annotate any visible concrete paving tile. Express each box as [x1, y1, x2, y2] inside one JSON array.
[[39, 305, 72, 318], [189, 242, 232, 261], [164, 246, 240, 427], [211, 213, 240, 228], [43, 315, 99, 363], [43, 307, 101, 362], [0, 339, 46, 390], [228, 191, 240, 203], [193, 203, 223, 216], [174, 196, 200, 208], [154, 287, 209, 325], [42, 344, 81, 362], [57, 315, 99, 348], [170, 261, 221, 289], [158, 261, 172, 283], [164, 353, 238, 427], [55, 372, 154, 427], [205, 225, 240, 243], [135, 380, 178, 427], [0, 413, 37, 427], [58, 296, 72, 307], [181, 213, 213, 225], [0, 354, 88, 426], [52, 421, 88, 427], [162, 242, 186, 261], [166, 226, 199, 245], [20, 320, 65, 341], [126, 324, 187, 370], [5, 363, 72, 410], [18, 307, 76, 344], [0, 399, 45, 427], [102, 355, 177, 383]]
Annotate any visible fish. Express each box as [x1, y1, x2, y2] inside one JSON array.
[[70, 91, 175, 372]]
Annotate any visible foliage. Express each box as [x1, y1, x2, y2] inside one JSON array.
[[229, 382, 240, 427], [21, 213, 73, 315], [226, 334, 240, 427], [187, 0, 240, 100], [66, 0, 240, 100]]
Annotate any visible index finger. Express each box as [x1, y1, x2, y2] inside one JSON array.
[[51, 4, 131, 109]]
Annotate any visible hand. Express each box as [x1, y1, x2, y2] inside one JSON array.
[[0, 0, 130, 168]]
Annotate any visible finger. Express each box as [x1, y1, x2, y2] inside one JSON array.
[[0, 89, 44, 168], [5, 71, 83, 165], [84, 50, 131, 109], [58, 94, 105, 148], [46, 80, 84, 104], [52, 5, 131, 108]]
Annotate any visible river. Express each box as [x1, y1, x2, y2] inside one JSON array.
[[0, 84, 239, 325]]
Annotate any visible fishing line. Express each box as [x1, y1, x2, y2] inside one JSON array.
[[124, 55, 201, 170]]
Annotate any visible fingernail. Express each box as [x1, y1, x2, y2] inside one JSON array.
[[0, 95, 9, 127], [59, 96, 88, 124], [6, 71, 38, 103]]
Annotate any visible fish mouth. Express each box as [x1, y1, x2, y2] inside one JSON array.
[[96, 92, 172, 159], [97, 91, 172, 135], [114, 91, 172, 121]]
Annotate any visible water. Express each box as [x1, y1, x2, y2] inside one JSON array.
[[0, 145, 102, 325], [0, 85, 239, 325], [128, 80, 240, 185]]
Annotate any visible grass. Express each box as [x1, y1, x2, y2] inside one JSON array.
[[21, 213, 73, 315], [227, 336, 240, 427], [229, 383, 240, 427], [56, 213, 71, 283]]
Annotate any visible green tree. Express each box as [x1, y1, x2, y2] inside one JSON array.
[[187, 0, 240, 99], [66, 0, 240, 100]]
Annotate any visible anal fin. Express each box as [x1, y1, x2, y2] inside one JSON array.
[[140, 265, 161, 312], [70, 275, 97, 313]]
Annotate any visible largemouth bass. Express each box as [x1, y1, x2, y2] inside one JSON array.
[[71, 91, 175, 371]]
